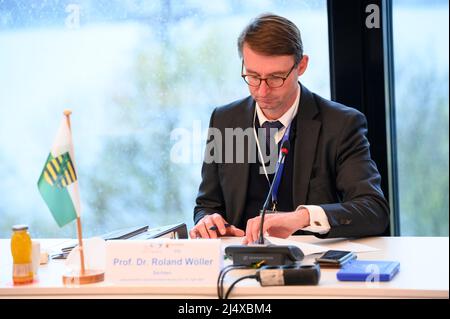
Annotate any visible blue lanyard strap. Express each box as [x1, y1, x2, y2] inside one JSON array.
[[271, 123, 291, 208]]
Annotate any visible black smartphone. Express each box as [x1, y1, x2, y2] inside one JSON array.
[[315, 250, 356, 268]]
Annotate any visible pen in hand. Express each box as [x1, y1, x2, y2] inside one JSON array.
[[209, 223, 231, 231]]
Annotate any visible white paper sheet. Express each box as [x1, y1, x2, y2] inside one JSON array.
[[315, 240, 380, 253], [266, 236, 379, 256], [266, 237, 329, 255]]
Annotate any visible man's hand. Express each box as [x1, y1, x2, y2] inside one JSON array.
[[242, 208, 310, 244], [189, 213, 245, 239]]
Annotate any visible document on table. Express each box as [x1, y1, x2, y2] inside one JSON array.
[[266, 237, 379, 256], [316, 240, 380, 253]]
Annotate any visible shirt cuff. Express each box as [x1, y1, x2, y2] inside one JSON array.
[[296, 205, 331, 235]]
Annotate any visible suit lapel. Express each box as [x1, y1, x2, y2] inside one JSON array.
[[230, 98, 255, 226], [293, 84, 321, 207]]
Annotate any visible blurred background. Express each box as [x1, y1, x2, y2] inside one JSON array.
[[0, 0, 447, 238]]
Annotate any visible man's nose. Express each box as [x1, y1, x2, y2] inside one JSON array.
[[257, 80, 270, 96]]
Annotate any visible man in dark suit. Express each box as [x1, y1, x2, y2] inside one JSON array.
[[190, 14, 389, 242]]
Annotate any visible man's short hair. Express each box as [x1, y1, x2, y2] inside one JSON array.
[[238, 13, 303, 65]]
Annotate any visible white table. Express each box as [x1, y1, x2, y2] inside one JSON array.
[[0, 236, 448, 298]]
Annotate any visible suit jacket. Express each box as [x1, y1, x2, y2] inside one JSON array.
[[193, 84, 389, 238]]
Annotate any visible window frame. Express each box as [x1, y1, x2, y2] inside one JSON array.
[[327, 0, 399, 236]]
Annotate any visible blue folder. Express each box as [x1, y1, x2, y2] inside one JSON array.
[[336, 260, 400, 282]]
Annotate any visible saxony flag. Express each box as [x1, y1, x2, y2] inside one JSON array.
[[37, 116, 81, 227]]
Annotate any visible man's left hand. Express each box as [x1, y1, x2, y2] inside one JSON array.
[[242, 208, 310, 244]]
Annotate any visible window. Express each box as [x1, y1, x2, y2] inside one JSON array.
[[0, 0, 329, 238], [392, 0, 449, 235]]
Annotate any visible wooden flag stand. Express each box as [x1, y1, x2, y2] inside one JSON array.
[[61, 110, 104, 285]]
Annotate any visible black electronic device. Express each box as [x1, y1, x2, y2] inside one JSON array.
[[315, 250, 356, 268], [52, 223, 188, 259], [130, 223, 188, 240], [225, 244, 304, 266], [256, 263, 321, 286]]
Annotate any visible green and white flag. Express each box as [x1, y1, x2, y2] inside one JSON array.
[[37, 117, 81, 227]]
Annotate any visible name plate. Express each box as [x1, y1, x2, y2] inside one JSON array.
[[105, 239, 221, 285]]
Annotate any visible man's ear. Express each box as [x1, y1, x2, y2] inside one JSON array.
[[297, 55, 309, 76]]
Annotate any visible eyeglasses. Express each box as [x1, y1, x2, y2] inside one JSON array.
[[241, 61, 297, 88]]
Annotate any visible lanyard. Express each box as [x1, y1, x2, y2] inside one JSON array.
[[270, 123, 291, 209], [253, 109, 292, 211]]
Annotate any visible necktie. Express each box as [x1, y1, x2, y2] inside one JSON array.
[[261, 120, 284, 153]]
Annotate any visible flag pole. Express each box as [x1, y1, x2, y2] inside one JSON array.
[[63, 109, 86, 275], [62, 109, 104, 285]]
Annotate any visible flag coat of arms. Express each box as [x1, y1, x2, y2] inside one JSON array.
[[37, 117, 81, 227]]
